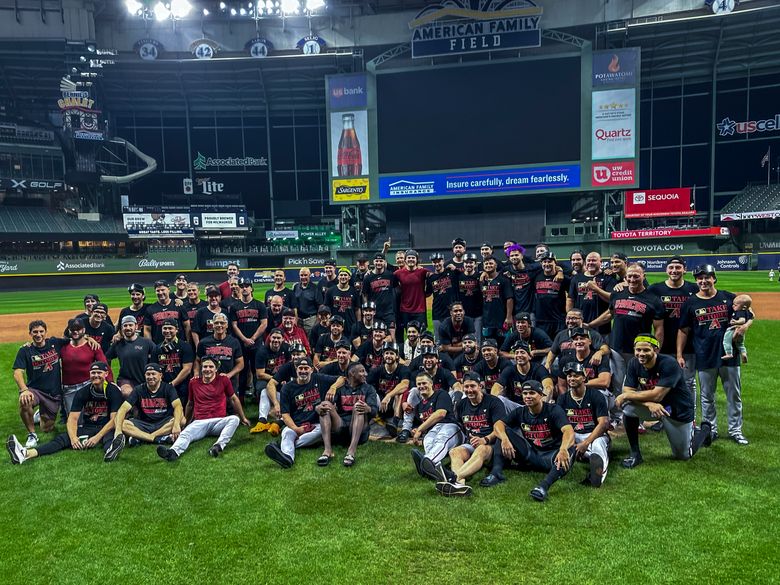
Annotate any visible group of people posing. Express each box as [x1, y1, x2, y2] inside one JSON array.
[[7, 239, 754, 501]]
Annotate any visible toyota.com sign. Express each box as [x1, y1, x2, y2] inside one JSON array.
[[624, 187, 695, 218]]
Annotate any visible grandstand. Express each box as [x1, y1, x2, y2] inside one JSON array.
[[0, 206, 124, 237], [720, 185, 780, 216]]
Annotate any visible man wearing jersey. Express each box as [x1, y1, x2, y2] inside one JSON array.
[[568, 252, 616, 336], [157, 356, 249, 461], [261, 343, 308, 434], [152, 319, 194, 406], [7, 362, 121, 464], [119, 284, 148, 336], [264, 358, 343, 468], [406, 331, 455, 374], [351, 302, 377, 348], [316, 259, 339, 302], [678, 265, 749, 445], [449, 237, 466, 271], [351, 254, 371, 289], [252, 329, 292, 431], [369, 342, 410, 434], [195, 313, 244, 395], [264, 269, 294, 309], [325, 267, 362, 334], [361, 254, 397, 337], [438, 301, 476, 358], [557, 362, 609, 487], [308, 305, 332, 350], [544, 309, 608, 376], [145, 281, 191, 344], [480, 256, 514, 343], [502, 244, 542, 320], [458, 254, 483, 338], [230, 277, 268, 397], [314, 315, 348, 369], [435, 372, 506, 497], [533, 252, 570, 339], [192, 286, 225, 348], [500, 312, 552, 364], [319, 339, 355, 377], [493, 341, 554, 409], [555, 328, 612, 398], [265, 295, 285, 335], [183, 283, 207, 324], [106, 315, 156, 398], [427, 253, 460, 342], [481, 380, 575, 502], [84, 303, 115, 355], [618, 335, 712, 467], [452, 334, 481, 381], [356, 322, 389, 370], [473, 339, 512, 389], [173, 273, 189, 301]]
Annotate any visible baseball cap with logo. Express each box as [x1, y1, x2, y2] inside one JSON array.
[[145, 363, 163, 373], [521, 380, 544, 394], [89, 361, 109, 372], [120, 315, 137, 326]]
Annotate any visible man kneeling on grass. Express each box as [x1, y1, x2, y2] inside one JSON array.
[[156, 356, 249, 461], [8, 361, 121, 464], [434, 372, 506, 497], [480, 380, 575, 502], [316, 363, 380, 467], [103, 363, 185, 462]]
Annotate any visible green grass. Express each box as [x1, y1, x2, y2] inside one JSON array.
[[0, 323, 778, 584]]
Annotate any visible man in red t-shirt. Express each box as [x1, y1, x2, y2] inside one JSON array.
[[156, 355, 249, 460], [60, 318, 111, 413], [218, 263, 241, 301], [394, 249, 430, 334]]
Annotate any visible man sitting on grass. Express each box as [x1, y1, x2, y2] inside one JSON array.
[[103, 363, 185, 462], [156, 356, 249, 461], [7, 361, 121, 464]]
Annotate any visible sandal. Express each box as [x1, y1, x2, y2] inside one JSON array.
[[343, 453, 355, 467], [317, 454, 333, 467]]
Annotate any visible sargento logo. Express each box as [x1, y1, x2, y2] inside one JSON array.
[[335, 185, 367, 195], [388, 180, 435, 195], [717, 115, 780, 136]]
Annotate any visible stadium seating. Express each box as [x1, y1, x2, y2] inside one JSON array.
[[720, 185, 780, 214], [0, 206, 124, 234]]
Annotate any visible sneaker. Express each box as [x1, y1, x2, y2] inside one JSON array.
[[250, 422, 269, 434], [128, 437, 142, 447], [589, 454, 605, 487], [410, 449, 424, 477], [156, 445, 179, 462], [6, 435, 27, 464], [153, 435, 172, 445], [530, 485, 548, 502], [264, 443, 293, 468], [103, 435, 126, 462], [436, 481, 473, 497], [25, 432, 38, 449], [396, 429, 411, 444], [621, 453, 644, 469], [208, 443, 223, 458], [33, 410, 41, 424], [650, 421, 664, 432], [479, 473, 505, 487], [267, 423, 281, 437], [638, 425, 647, 435], [419, 456, 443, 482], [385, 418, 399, 438], [730, 433, 749, 446], [701, 421, 713, 448]]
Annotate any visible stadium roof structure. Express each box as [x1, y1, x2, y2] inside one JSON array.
[[720, 185, 780, 221], [0, 206, 126, 240]]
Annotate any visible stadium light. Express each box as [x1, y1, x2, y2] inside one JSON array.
[[306, 0, 325, 11], [281, 0, 299, 15], [202, 7, 209, 15], [230, 7, 237, 15], [170, 0, 191, 18], [153, 1, 171, 20], [125, 0, 143, 15], [239, 7, 247, 15], [219, 1, 226, 9]]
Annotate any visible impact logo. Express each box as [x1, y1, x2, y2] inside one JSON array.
[[716, 114, 780, 136]]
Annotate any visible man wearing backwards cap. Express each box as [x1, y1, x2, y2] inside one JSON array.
[[84, 302, 115, 355], [450, 237, 467, 271], [145, 280, 191, 345], [492, 340, 554, 411], [678, 264, 749, 446], [69, 293, 115, 333], [7, 361, 122, 464], [617, 334, 712, 468], [481, 379, 575, 502], [106, 315, 156, 399], [157, 355, 249, 461], [104, 363, 185, 461], [325, 266, 362, 334], [119, 284, 148, 336]]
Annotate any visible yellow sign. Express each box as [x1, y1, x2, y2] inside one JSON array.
[[332, 178, 370, 202]]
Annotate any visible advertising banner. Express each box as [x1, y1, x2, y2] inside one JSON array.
[[191, 205, 248, 231], [592, 48, 639, 87], [122, 206, 193, 238], [624, 188, 695, 218], [379, 164, 580, 200], [0, 179, 66, 191], [330, 111, 369, 178], [0, 251, 196, 276], [631, 254, 749, 272], [757, 253, 780, 269], [328, 74, 368, 110], [202, 258, 246, 268], [285, 256, 330, 267], [611, 226, 729, 239], [721, 210, 780, 221], [592, 88, 636, 160], [591, 161, 636, 187]]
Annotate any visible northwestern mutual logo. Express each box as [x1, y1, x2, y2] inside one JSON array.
[[193, 151, 268, 170], [409, 0, 542, 59]]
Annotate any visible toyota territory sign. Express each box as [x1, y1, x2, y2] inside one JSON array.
[[624, 188, 694, 219]]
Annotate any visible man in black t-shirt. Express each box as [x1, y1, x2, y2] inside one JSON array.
[[618, 334, 712, 468], [473, 339, 512, 389], [308, 305, 332, 350], [544, 309, 608, 377], [263, 343, 308, 434], [84, 303, 115, 355], [264, 269, 294, 309], [196, 313, 244, 396], [320, 339, 355, 377], [252, 329, 292, 431], [555, 327, 612, 398], [499, 312, 552, 364], [193, 286, 227, 348], [438, 301, 476, 358], [557, 362, 609, 487], [458, 254, 483, 338], [361, 254, 397, 337], [152, 319, 194, 406], [351, 302, 377, 348], [501, 244, 542, 319], [434, 372, 506, 497], [104, 363, 185, 461], [356, 322, 389, 370], [230, 277, 269, 398], [480, 380, 575, 502], [480, 256, 514, 344], [367, 342, 410, 433], [427, 253, 460, 342], [452, 334, 481, 381], [118, 283, 148, 336], [106, 315, 156, 398], [313, 315, 348, 369], [183, 283, 208, 324], [568, 252, 616, 335], [533, 252, 570, 339], [493, 341, 554, 409], [7, 361, 121, 464], [145, 280, 192, 344]]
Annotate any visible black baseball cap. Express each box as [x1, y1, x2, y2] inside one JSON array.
[[84, 294, 99, 302], [462, 333, 477, 342], [289, 343, 306, 354], [693, 264, 716, 276], [372, 321, 388, 331], [324, 259, 337, 267], [481, 339, 498, 349], [666, 255, 686, 267], [356, 253, 369, 262], [374, 253, 386, 260], [462, 371, 483, 383], [237, 277, 253, 286], [330, 315, 345, 325], [175, 273, 187, 280], [570, 327, 589, 339], [89, 361, 109, 372], [128, 283, 144, 294], [611, 252, 628, 261], [161, 318, 178, 328], [382, 342, 399, 354], [93, 303, 108, 313], [521, 380, 544, 394], [317, 305, 332, 315], [512, 340, 531, 355], [538, 251, 556, 261], [480, 242, 492, 248], [430, 252, 444, 261], [281, 308, 296, 317], [205, 286, 220, 297], [361, 301, 376, 310], [562, 362, 586, 375], [463, 253, 478, 261], [334, 339, 352, 350], [419, 331, 435, 342], [294, 357, 313, 367], [268, 327, 284, 337], [452, 237, 466, 246], [145, 363, 163, 373], [420, 346, 438, 356], [405, 249, 419, 258], [153, 279, 170, 288], [515, 312, 532, 322]]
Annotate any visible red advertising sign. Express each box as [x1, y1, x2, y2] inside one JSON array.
[[625, 187, 694, 218], [591, 161, 635, 187], [611, 226, 729, 240]]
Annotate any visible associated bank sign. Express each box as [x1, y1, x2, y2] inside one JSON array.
[[193, 151, 268, 170], [410, 0, 542, 59]]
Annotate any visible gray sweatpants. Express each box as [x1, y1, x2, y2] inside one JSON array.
[[402, 387, 462, 431], [574, 432, 610, 484], [423, 422, 463, 464], [697, 366, 742, 436], [623, 403, 694, 460], [171, 415, 239, 456], [280, 424, 322, 460]]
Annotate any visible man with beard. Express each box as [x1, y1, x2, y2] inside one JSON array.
[[106, 315, 156, 398], [157, 356, 249, 461], [351, 254, 371, 289], [351, 302, 377, 348], [7, 362, 121, 464], [452, 334, 481, 381], [569, 250, 585, 276], [119, 284, 148, 336], [533, 253, 570, 339], [183, 283, 207, 325], [406, 331, 455, 374], [394, 249, 430, 334], [314, 315, 348, 369], [222, 280, 242, 315], [252, 328, 292, 431], [316, 363, 379, 467], [500, 313, 552, 364], [473, 339, 512, 389], [555, 328, 612, 398], [325, 267, 362, 334], [480, 380, 575, 502], [260, 343, 308, 435], [279, 308, 310, 354], [493, 341, 554, 409], [145, 280, 191, 344], [316, 259, 339, 302], [458, 254, 483, 339], [678, 265, 749, 445], [557, 362, 610, 487], [618, 335, 712, 467], [69, 294, 114, 333], [192, 286, 226, 348], [60, 319, 110, 413], [308, 306, 332, 349], [361, 254, 397, 339], [264, 269, 294, 309], [438, 301, 476, 358], [449, 237, 467, 271], [84, 303, 115, 355], [568, 252, 616, 336], [434, 372, 506, 497], [173, 274, 189, 301], [104, 363, 184, 460], [195, 313, 244, 396], [369, 342, 411, 435], [480, 256, 513, 344], [292, 268, 320, 334], [218, 262, 241, 301], [230, 277, 268, 399], [264, 357, 343, 468], [152, 319, 194, 406], [427, 253, 460, 342], [544, 309, 608, 377], [356, 322, 389, 370], [501, 244, 542, 321], [319, 339, 355, 377], [265, 295, 285, 335], [401, 321, 423, 365]]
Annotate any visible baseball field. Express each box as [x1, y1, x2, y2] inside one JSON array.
[[0, 273, 777, 584]]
